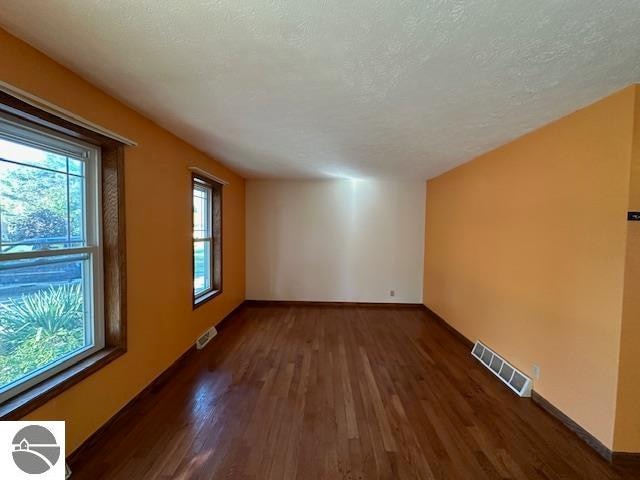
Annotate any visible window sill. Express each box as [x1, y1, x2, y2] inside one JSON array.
[[193, 289, 222, 309], [0, 347, 126, 420]]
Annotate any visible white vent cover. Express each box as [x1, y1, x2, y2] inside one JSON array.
[[471, 341, 532, 397], [196, 326, 218, 350]]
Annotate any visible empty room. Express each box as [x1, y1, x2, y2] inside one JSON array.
[[0, 1, 639, 479]]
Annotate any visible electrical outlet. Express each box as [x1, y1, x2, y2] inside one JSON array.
[[390, 290, 395, 297], [532, 364, 541, 380]]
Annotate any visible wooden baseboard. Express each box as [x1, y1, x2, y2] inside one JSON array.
[[66, 345, 196, 468], [533, 386, 640, 466], [421, 305, 474, 349], [531, 391, 613, 462], [420, 305, 640, 465], [612, 452, 640, 467], [66, 301, 245, 467], [245, 300, 423, 308]]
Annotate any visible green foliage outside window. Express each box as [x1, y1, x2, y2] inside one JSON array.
[[0, 284, 85, 386]]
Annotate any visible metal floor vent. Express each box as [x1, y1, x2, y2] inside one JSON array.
[[471, 341, 532, 397], [196, 326, 218, 350]]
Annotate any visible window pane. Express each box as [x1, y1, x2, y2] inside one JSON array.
[[194, 240, 211, 295], [0, 138, 70, 173], [68, 158, 84, 176], [193, 184, 209, 239], [69, 175, 85, 245], [0, 255, 91, 393], [0, 156, 85, 252]]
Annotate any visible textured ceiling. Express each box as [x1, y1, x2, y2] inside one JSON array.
[[1, 1, 639, 179]]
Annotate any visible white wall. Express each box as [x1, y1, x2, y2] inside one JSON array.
[[246, 179, 425, 303]]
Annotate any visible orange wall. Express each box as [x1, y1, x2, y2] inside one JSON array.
[[614, 85, 640, 452], [423, 86, 637, 449], [0, 28, 246, 452]]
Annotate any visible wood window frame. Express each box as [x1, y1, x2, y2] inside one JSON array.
[[0, 91, 127, 420], [192, 173, 222, 308]]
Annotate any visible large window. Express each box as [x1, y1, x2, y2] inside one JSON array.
[[0, 114, 104, 403], [192, 174, 221, 306], [0, 91, 126, 419]]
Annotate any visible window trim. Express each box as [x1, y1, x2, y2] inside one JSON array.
[[192, 173, 222, 308], [0, 90, 127, 420]]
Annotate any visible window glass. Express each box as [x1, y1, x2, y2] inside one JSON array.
[[0, 138, 69, 173], [193, 240, 211, 296], [193, 184, 209, 240], [193, 182, 211, 297], [0, 137, 86, 252], [0, 121, 101, 402], [0, 255, 90, 393]]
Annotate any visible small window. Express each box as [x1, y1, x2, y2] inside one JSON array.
[[0, 114, 104, 403], [192, 175, 221, 306]]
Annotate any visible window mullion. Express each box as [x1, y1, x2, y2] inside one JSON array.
[[0, 245, 95, 262], [66, 156, 71, 247]]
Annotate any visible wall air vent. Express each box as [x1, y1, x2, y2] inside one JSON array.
[[196, 326, 218, 350], [471, 341, 532, 397]]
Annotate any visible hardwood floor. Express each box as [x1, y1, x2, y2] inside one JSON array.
[[70, 304, 640, 479]]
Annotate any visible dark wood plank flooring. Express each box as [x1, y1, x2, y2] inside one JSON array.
[[70, 304, 640, 479]]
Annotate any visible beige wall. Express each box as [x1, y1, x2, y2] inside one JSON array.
[[423, 86, 637, 449], [246, 179, 425, 303], [0, 28, 246, 453]]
